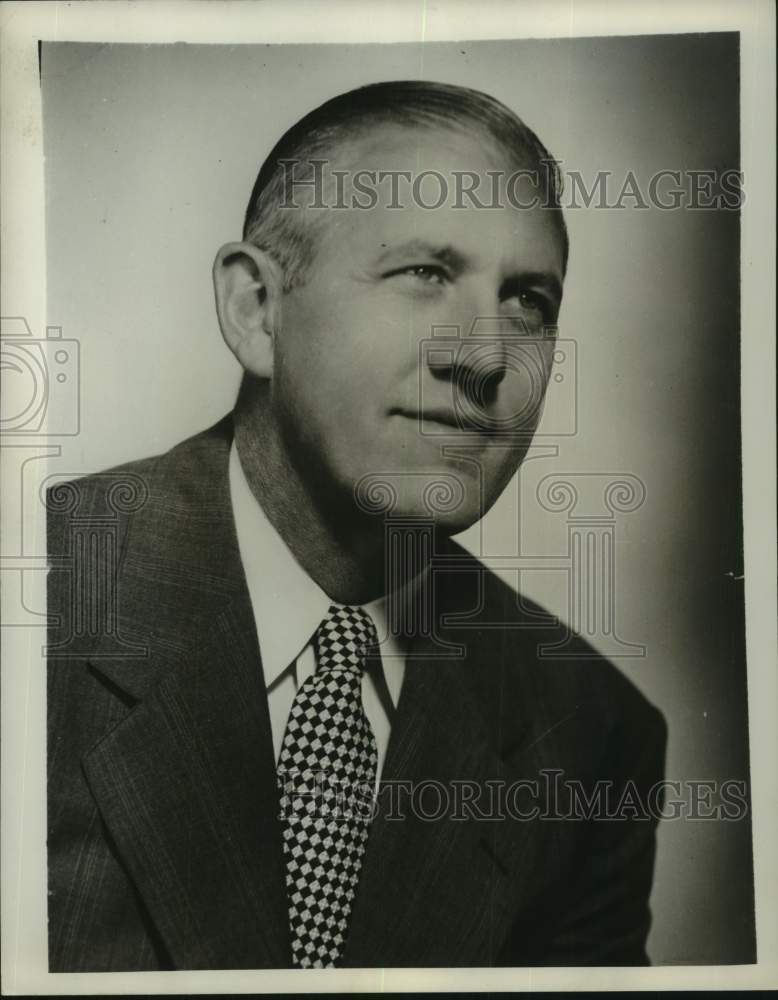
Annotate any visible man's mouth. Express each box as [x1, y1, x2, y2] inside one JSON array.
[[391, 407, 489, 433]]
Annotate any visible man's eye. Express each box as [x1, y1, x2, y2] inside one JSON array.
[[518, 290, 546, 313], [394, 264, 448, 285], [505, 289, 554, 324]]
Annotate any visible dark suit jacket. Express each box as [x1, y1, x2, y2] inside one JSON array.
[[46, 416, 667, 971]]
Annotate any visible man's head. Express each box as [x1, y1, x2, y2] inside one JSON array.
[[241, 80, 568, 290], [214, 80, 567, 535]]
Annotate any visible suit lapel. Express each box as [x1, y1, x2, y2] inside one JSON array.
[[82, 418, 290, 968], [343, 560, 553, 967]]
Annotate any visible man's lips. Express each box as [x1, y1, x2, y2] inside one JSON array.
[[391, 407, 488, 432]]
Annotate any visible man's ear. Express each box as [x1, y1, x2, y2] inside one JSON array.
[[213, 241, 283, 378]]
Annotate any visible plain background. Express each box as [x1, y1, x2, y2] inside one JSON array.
[[41, 35, 751, 965]]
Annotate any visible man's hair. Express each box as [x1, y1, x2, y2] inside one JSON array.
[[243, 79, 568, 290]]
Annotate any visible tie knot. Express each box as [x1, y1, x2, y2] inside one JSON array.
[[315, 603, 378, 675]]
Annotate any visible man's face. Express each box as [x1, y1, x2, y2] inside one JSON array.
[[268, 124, 565, 533]]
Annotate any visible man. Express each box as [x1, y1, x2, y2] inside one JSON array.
[[46, 80, 667, 971]]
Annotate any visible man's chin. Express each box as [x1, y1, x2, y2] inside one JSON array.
[[349, 469, 487, 532], [427, 504, 486, 537]]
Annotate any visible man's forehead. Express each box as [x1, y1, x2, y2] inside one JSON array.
[[324, 119, 519, 177]]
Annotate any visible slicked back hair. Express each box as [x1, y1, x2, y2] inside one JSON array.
[[243, 80, 569, 290]]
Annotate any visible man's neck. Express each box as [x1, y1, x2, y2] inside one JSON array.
[[233, 383, 426, 606]]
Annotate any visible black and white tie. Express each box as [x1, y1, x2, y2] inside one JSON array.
[[277, 603, 379, 968]]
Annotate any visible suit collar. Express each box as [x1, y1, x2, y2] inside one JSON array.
[[88, 414, 248, 698]]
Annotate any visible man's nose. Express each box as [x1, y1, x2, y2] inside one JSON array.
[[426, 295, 509, 409], [427, 344, 506, 409]]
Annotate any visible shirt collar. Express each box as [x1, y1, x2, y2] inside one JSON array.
[[229, 440, 408, 702]]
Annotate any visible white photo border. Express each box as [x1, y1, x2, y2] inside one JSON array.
[[1, 0, 775, 993]]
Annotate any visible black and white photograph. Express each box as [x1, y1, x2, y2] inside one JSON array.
[[1, 0, 775, 993]]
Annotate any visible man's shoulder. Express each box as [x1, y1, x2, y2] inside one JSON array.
[[440, 537, 666, 741], [45, 416, 233, 531]]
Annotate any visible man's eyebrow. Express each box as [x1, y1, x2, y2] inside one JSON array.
[[373, 240, 469, 272]]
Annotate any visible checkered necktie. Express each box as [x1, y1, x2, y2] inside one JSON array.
[[278, 603, 379, 968]]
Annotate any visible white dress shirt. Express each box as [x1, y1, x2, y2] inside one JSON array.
[[228, 442, 407, 784]]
